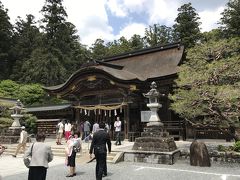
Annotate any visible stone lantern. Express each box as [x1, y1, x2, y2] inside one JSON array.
[[132, 81, 178, 161], [143, 81, 164, 127], [9, 99, 24, 130]]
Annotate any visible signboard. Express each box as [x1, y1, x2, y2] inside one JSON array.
[[141, 111, 151, 122]]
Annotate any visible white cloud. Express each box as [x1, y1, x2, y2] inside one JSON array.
[[64, 0, 114, 46], [2, 0, 44, 23], [199, 6, 224, 32], [117, 23, 147, 40], [1, 0, 228, 47], [106, 0, 127, 17], [147, 0, 179, 26]]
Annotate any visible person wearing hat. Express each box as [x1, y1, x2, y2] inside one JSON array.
[[12, 126, 28, 157]]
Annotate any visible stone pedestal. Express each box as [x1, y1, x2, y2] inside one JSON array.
[[133, 125, 177, 152]]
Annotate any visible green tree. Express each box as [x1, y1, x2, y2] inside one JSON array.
[[201, 29, 223, 43], [0, 80, 45, 105], [10, 15, 42, 81], [220, 0, 240, 38], [20, 48, 66, 86], [0, 79, 19, 97], [170, 37, 240, 140], [40, 0, 86, 79], [145, 24, 177, 47], [90, 38, 108, 60], [129, 34, 144, 50], [0, 1, 13, 80], [106, 37, 132, 56], [173, 3, 202, 49]]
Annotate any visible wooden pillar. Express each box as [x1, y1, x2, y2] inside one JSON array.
[[124, 104, 130, 140]]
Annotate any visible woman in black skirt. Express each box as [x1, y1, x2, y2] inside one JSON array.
[[65, 131, 81, 177]]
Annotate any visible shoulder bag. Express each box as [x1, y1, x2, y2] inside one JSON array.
[[23, 143, 34, 168]]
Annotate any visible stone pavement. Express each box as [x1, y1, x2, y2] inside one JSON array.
[[0, 139, 236, 180]]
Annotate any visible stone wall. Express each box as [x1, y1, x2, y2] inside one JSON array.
[[180, 149, 240, 163], [124, 149, 180, 165]]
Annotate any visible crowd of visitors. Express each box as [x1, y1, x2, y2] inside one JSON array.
[[6, 116, 122, 180]]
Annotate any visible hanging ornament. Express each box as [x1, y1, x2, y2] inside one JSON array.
[[104, 110, 106, 116], [109, 110, 111, 117], [99, 109, 101, 115], [80, 109, 82, 113], [94, 109, 96, 114], [120, 106, 122, 113], [88, 110, 90, 116], [114, 109, 117, 116], [84, 109, 87, 115]]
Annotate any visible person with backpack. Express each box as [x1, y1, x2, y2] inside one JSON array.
[[65, 131, 82, 177]]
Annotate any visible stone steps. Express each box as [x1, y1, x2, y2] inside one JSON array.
[[3, 144, 121, 163]]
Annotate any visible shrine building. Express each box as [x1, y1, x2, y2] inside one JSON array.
[[40, 42, 185, 140]]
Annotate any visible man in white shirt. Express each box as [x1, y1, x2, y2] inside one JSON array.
[[92, 121, 99, 134], [56, 120, 64, 145], [114, 117, 122, 145], [12, 126, 28, 157]]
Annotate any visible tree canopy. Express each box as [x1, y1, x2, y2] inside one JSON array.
[[220, 0, 240, 38], [173, 3, 202, 49], [170, 37, 240, 139]]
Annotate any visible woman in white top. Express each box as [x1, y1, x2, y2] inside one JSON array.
[[65, 131, 82, 177], [64, 120, 72, 141]]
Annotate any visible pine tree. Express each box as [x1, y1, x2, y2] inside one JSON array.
[[10, 15, 42, 81], [170, 37, 240, 140], [173, 3, 202, 49]]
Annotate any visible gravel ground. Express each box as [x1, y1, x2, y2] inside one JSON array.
[[3, 159, 240, 180]]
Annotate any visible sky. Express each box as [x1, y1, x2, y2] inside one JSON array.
[[1, 0, 228, 47]]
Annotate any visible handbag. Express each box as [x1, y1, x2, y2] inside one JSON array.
[[23, 143, 34, 168], [73, 145, 81, 153]]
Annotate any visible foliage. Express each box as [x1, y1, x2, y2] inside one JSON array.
[[129, 34, 145, 50], [0, 117, 13, 128], [40, 0, 87, 80], [220, 0, 240, 38], [201, 29, 224, 43], [0, 80, 19, 97], [144, 24, 177, 47], [233, 141, 240, 152], [173, 3, 202, 49], [0, 2, 13, 80], [90, 39, 108, 60], [0, 80, 45, 105], [217, 144, 234, 152], [20, 48, 67, 86], [170, 37, 240, 132], [22, 114, 37, 134], [10, 15, 42, 81]]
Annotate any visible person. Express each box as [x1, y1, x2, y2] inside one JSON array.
[[12, 126, 28, 157], [114, 117, 122, 145], [89, 122, 111, 180], [65, 120, 72, 141], [83, 120, 91, 140], [24, 133, 53, 180], [65, 131, 82, 177], [56, 120, 64, 145], [104, 122, 110, 133], [0, 144, 6, 156], [92, 121, 99, 134]]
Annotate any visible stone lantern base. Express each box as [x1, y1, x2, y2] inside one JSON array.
[[132, 125, 177, 152]]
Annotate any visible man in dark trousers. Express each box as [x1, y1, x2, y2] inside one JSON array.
[[90, 122, 111, 180]]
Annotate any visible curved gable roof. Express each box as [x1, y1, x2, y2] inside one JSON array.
[[44, 43, 184, 92]]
